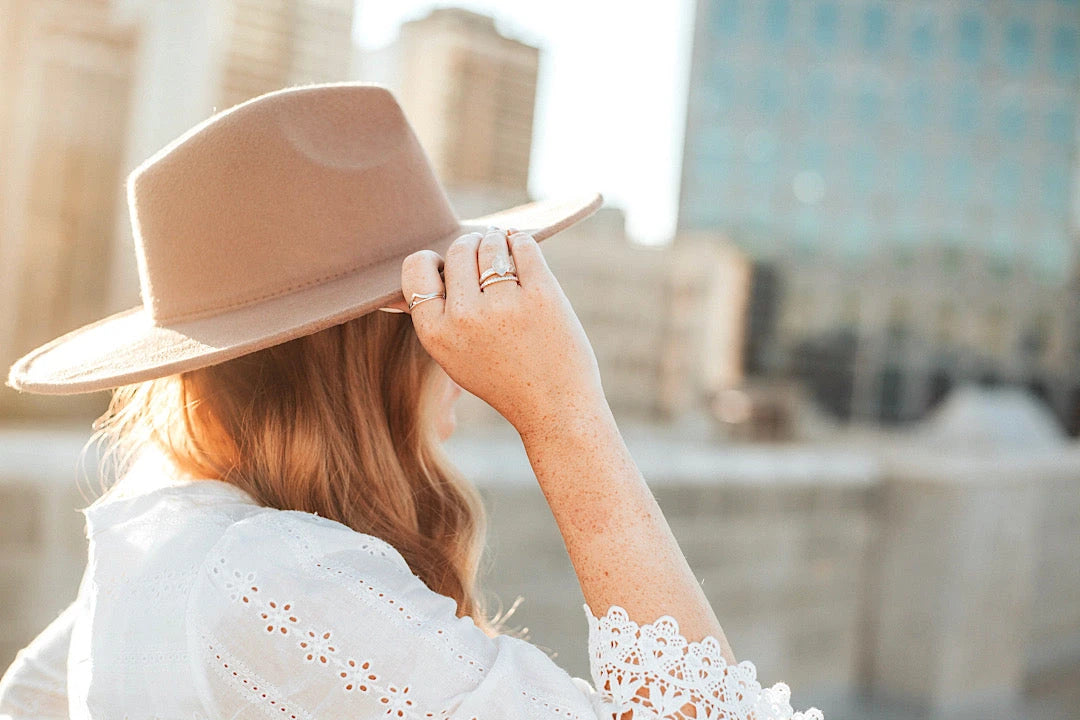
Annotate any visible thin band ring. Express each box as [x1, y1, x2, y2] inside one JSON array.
[[408, 291, 445, 310], [479, 274, 519, 291]]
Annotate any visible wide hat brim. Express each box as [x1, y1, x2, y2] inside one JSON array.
[[8, 192, 602, 395]]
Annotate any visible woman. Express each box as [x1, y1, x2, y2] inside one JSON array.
[[0, 83, 821, 719]]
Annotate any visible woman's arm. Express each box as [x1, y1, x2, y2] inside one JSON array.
[[518, 404, 735, 663], [398, 225, 734, 654], [398, 226, 819, 719]]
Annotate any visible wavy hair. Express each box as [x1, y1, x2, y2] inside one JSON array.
[[89, 312, 506, 635]]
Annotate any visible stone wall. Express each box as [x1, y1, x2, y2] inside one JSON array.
[[1, 425, 1078, 719]]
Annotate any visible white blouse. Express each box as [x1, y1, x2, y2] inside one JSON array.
[[0, 465, 823, 720]]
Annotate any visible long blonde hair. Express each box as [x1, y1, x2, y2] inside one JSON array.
[[90, 311, 502, 634]]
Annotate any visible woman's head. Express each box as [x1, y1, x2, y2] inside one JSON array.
[[92, 311, 494, 631]]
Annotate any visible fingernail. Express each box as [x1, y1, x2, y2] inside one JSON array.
[[377, 307, 405, 313]]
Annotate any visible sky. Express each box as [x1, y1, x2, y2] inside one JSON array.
[[352, 0, 698, 245]]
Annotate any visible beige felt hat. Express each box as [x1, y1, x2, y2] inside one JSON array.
[[7, 82, 602, 395]]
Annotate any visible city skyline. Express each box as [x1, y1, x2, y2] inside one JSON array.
[[352, 0, 695, 245]]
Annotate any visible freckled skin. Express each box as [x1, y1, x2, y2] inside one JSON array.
[[395, 226, 736, 669]]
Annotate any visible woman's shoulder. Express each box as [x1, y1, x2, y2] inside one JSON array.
[[202, 505, 415, 587]]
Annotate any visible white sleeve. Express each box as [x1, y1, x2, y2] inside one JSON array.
[[584, 604, 823, 720], [0, 599, 76, 720], [186, 510, 612, 720], [186, 509, 821, 720]]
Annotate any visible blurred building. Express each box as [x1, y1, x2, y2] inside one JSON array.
[[0, 0, 354, 418], [453, 209, 750, 425], [0, 0, 139, 417], [219, 0, 354, 108], [352, 7, 538, 215], [679, 0, 1080, 428]]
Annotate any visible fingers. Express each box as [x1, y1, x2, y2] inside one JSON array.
[[477, 226, 520, 296], [507, 230, 553, 290], [443, 231, 483, 309], [400, 249, 445, 328]]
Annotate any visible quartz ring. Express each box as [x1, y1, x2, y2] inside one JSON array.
[[479, 254, 517, 284], [408, 291, 445, 310]]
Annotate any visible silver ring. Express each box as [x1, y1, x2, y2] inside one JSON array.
[[408, 291, 445, 310], [479, 255, 516, 284], [480, 274, 519, 291]]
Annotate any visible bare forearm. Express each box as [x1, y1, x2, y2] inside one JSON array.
[[519, 403, 736, 664]]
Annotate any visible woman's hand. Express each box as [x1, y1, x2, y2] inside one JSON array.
[[391, 226, 607, 437]]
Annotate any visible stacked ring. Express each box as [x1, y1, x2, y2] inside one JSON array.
[[479, 274, 518, 290], [408, 291, 444, 310], [479, 252, 518, 291]]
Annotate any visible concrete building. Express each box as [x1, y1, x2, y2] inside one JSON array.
[[452, 208, 750, 426], [679, 0, 1080, 427], [0, 0, 140, 418], [0, 0, 355, 418], [218, 0, 354, 109], [352, 8, 539, 214]]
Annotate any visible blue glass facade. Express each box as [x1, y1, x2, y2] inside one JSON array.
[[679, 0, 1080, 283]]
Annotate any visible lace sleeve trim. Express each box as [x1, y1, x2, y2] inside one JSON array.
[[584, 604, 824, 720]]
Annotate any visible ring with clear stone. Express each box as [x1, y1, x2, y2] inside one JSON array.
[[479, 274, 519, 291], [479, 254, 516, 284]]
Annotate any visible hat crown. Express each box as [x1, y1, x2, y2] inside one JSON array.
[[128, 84, 459, 324]]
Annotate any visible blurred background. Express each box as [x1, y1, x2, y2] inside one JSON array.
[[2, 1, 1079, 718]]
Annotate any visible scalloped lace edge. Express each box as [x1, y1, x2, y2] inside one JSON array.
[[583, 603, 824, 720]]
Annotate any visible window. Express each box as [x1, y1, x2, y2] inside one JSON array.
[[814, 3, 840, 47], [993, 161, 1021, 207], [1041, 160, 1070, 211], [1047, 106, 1075, 145], [988, 226, 1014, 278], [759, 69, 786, 115], [956, 13, 983, 63], [863, 5, 888, 53], [952, 85, 979, 133], [1052, 27, 1079, 77], [1004, 20, 1034, 73], [706, 65, 736, 114], [856, 85, 882, 125], [1035, 229, 1070, 282], [699, 125, 736, 161], [711, 0, 739, 36], [947, 156, 973, 201], [764, 0, 790, 44], [999, 100, 1026, 141], [841, 210, 872, 259], [799, 140, 827, 173], [911, 16, 935, 60], [878, 366, 905, 424], [851, 146, 877, 194], [898, 151, 925, 196], [905, 83, 932, 130], [806, 71, 832, 116]]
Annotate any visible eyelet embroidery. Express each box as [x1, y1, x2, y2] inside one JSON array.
[[207, 638, 311, 720], [272, 515, 489, 678], [214, 563, 465, 719]]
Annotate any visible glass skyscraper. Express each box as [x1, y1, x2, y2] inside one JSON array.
[[679, 0, 1080, 285]]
